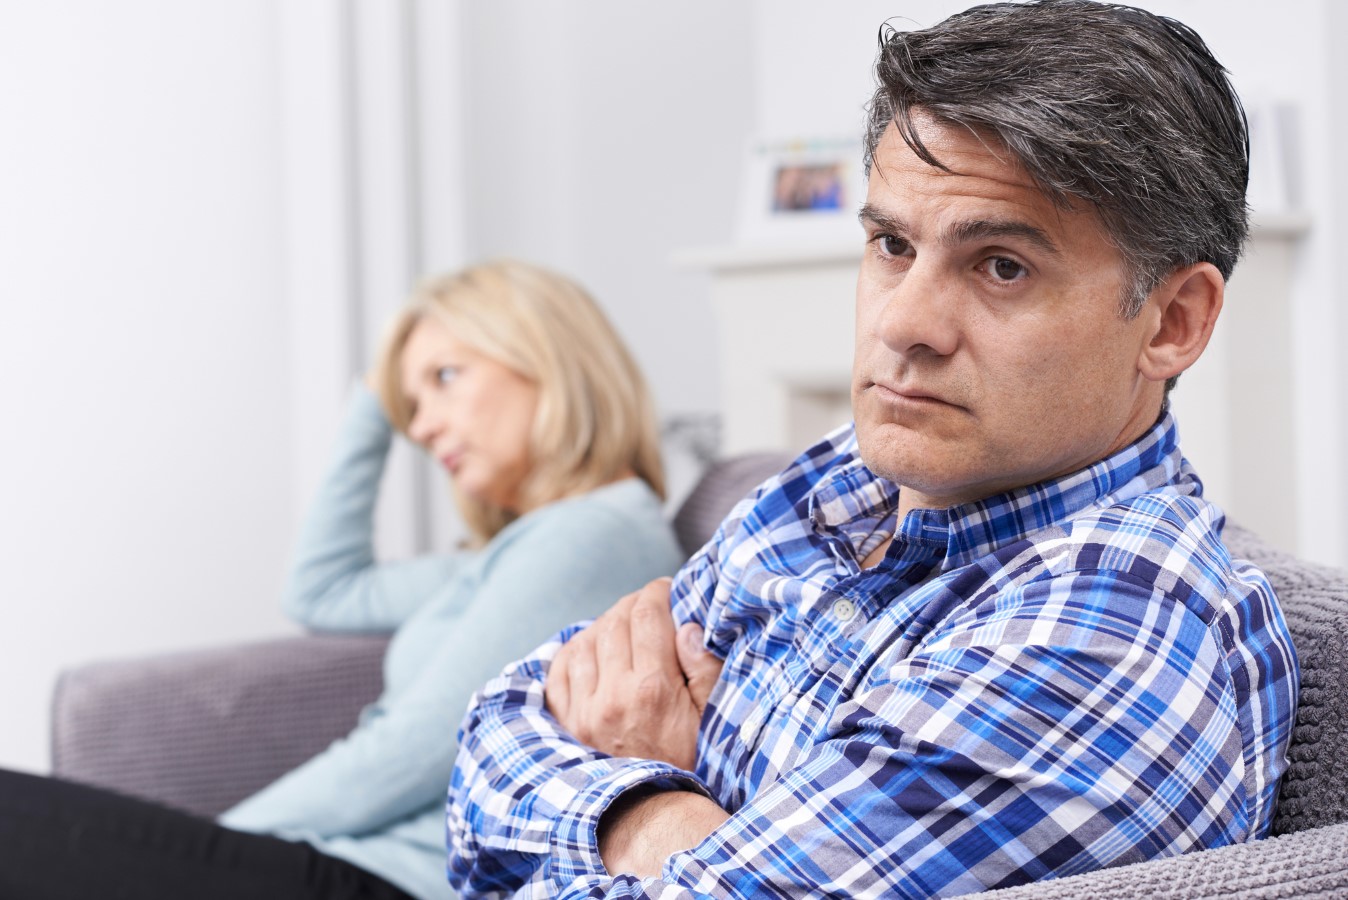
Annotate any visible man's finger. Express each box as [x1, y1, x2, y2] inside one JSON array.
[[545, 640, 573, 722], [564, 628, 599, 713], [594, 595, 636, 675], [628, 579, 680, 681], [676, 622, 725, 714]]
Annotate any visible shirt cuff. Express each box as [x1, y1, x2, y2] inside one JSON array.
[[546, 762, 712, 887]]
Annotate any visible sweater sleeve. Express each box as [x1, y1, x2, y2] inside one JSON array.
[[282, 386, 465, 632], [222, 489, 683, 840]]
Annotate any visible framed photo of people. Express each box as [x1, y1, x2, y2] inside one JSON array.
[[736, 136, 865, 245]]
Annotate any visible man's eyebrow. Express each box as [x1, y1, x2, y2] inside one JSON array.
[[943, 218, 1061, 256], [859, 205, 1061, 257], [857, 203, 903, 233]]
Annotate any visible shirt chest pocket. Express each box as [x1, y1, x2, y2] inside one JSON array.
[[727, 639, 858, 794]]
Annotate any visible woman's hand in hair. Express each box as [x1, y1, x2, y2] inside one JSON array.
[[363, 365, 381, 395]]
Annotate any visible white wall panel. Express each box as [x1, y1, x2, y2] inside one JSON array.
[[0, 1, 293, 772]]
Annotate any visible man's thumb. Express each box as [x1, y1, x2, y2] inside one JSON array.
[[676, 622, 724, 712]]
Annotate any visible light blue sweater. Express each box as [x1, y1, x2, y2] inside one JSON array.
[[219, 388, 684, 899]]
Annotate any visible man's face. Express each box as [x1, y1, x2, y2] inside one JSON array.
[[853, 116, 1166, 511]]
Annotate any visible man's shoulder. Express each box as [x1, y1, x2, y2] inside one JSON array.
[[1032, 484, 1260, 622]]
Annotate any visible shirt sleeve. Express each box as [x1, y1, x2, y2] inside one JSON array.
[[444, 624, 705, 895], [445, 510, 732, 897], [451, 568, 1249, 899], [226, 497, 677, 838], [282, 385, 465, 632]]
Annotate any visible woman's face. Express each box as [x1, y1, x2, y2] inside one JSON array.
[[400, 316, 540, 513]]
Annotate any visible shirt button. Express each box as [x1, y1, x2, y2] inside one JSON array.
[[832, 599, 857, 621]]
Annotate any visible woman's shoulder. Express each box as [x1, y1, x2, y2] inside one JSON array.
[[525, 478, 668, 535], [466, 480, 684, 597], [487, 479, 680, 562]]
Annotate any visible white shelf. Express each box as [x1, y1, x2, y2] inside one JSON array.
[[672, 240, 861, 273]]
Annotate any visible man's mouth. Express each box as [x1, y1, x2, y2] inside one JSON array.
[[870, 380, 958, 409]]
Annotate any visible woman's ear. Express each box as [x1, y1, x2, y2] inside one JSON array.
[[1138, 262, 1225, 384]]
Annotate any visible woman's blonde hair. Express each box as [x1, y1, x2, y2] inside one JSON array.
[[373, 259, 665, 544]]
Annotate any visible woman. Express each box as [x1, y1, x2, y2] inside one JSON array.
[[0, 260, 685, 899]]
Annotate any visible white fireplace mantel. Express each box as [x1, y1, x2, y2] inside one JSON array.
[[677, 211, 1312, 555]]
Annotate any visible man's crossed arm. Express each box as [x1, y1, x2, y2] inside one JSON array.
[[542, 579, 728, 877], [447, 568, 1249, 899], [442, 573, 738, 894]]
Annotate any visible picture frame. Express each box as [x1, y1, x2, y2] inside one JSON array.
[[735, 136, 866, 245]]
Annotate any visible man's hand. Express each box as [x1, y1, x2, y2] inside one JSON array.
[[545, 578, 724, 771]]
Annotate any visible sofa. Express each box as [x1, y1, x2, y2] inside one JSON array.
[[51, 453, 1348, 896]]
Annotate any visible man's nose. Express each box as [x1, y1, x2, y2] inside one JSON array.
[[872, 259, 960, 358]]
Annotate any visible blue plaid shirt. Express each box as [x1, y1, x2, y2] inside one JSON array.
[[447, 413, 1299, 898]]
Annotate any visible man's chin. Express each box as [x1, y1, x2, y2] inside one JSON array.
[[855, 438, 925, 487], [856, 419, 933, 479], [855, 423, 982, 496]]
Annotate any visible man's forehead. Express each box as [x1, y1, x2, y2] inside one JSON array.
[[865, 120, 1094, 248], [872, 119, 1041, 197]]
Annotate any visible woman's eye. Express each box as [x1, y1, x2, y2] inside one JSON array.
[[983, 256, 1027, 282], [436, 366, 459, 385]]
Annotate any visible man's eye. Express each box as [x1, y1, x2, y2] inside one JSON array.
[[436, 366, 459, 385], [983, 257, 1027, 282], [875, 234, 910, 257]]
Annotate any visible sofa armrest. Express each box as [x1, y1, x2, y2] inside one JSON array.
[[51, 633, 389, 818], [963, 820, 1348, 899]]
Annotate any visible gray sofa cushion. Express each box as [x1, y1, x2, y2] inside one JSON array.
[[1223, 524, 1348, 835], [672, 452, 794, 557], [968, 818, 1348, 899], [51, 634, 389, 817]]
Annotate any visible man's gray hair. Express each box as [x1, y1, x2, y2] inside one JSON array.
[[865, 0, 1249, 317]]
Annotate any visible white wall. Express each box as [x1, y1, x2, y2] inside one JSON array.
[[0, 2, 295, 772], [459, 2, 755, 421], [0, 0, 757, 775]]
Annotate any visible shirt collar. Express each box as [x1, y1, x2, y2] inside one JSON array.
[[808, 411, 1191, 570]]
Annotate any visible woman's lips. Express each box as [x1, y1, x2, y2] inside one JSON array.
[[439, 450, 464, 473]]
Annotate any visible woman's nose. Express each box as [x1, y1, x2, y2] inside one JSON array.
[[407, 409, 442, 446]]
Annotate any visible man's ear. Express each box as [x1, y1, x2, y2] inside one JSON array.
[[1137, 262, 1224, 383]]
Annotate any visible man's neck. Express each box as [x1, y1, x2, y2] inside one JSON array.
[[860, 537, 893, 570]]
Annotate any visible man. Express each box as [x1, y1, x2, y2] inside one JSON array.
[[446, 2, 1299, 897]]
